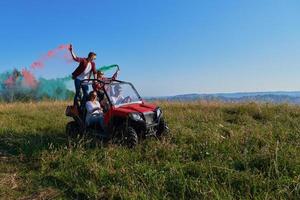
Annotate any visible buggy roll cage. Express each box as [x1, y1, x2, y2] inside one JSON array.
[[79, 79, 143, 106]]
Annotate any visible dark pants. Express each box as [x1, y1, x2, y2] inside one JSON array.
[[74, 78, 88, 107]]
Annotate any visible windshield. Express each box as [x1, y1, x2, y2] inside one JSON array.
[[106, 82, 141, 106]]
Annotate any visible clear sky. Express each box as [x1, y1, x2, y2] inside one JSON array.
[[0, 0, 300, 96]]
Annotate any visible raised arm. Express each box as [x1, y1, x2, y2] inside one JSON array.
[[69, 44, 82, 62], [111, 69, 119, 80]]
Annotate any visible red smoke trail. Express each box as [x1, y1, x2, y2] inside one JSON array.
[[30, 44, 70, 70], [63, 52, 73, 63], [31, 61, 44, 69], [47, 50, 55, 57], [4, 68, 38, 89], [21, 69, 38, 88], [58, 44, 70, 50], [4, 44, 71, 90]]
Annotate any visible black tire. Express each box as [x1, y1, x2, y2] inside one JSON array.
[[66, 121, 81, 138], [112, 124, 138, 148], [111, 124, 125, 145], [157, 118, 169, 138], [126, 127, 138, 148]]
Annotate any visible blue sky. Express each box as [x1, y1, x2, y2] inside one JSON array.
[[0, 0, 300, 96]]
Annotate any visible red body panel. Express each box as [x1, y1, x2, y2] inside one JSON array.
[[103, 102, 157, 125]]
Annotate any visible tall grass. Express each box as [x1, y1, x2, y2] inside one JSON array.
[[0, 101, 299, 199]]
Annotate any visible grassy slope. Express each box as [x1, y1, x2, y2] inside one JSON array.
[[0, 101, 299, 199]]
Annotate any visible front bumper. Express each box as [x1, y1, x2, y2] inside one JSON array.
[[129, 116, 162, 136]]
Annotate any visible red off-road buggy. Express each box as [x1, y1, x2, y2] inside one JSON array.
[[65, 78, 169, 148]]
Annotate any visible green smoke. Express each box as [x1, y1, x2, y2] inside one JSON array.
[[35, 77, 74, 100], [97, 64, 119, 72], [0, 64, 118, 102], [0, 71, 10, 92]]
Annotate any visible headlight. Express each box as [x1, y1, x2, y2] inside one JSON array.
[[156, 108, 162, 118], [130, 113, 144, 121]]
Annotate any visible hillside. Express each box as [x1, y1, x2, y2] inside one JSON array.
[[147, 91, 300, 104], [0, 101, 299, 199]]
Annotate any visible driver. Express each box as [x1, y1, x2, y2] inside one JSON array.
[[111, 84, 126, 104]]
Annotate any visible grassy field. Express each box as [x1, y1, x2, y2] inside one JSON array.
[[0, 101, 299, 199]]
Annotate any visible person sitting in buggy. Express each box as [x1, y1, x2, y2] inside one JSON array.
[[85, 91, 104, 129], [92, 68, 119, 92], [110, 84, 131, 105], [92, 67, 119, 102]]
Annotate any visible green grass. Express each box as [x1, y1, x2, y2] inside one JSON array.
[[0, 101, 299, 199]]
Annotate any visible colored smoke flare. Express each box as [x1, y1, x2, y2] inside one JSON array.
[[0, 44, 75, 102], [0, 43, 120, 102], [31, 61, 44, 69], [5, 76, 14, 86], [3, 68, 38, 89], [21, 69, 38, 88], [98, 64, 119, 72], [4, 69, 22, 88], [58, 44, 70, 50], [0, 68, 74, 102], [30, 44, 71, 70]]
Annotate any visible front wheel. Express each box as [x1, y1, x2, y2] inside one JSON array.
[[112, 125, 138, 148], [126, 127, 138, 148], [157, 118, 169, 138]]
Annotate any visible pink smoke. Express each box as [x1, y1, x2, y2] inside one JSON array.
[[47, 50, 55, 57], [21, 69, 37, 88], [4, 69, 21, 88], [58, 44, 70, 50], [31, 61, 44, 69], [4, 44, 71, 88], [63, 52, 73, 63], [4, 68, 38, 89], [30, 44, 70, 70], [5, 76, 14, 87]]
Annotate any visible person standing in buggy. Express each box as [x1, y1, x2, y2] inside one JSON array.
[[69, 44, 97, 109]]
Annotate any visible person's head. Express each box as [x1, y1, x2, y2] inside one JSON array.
[[87, 52, 97, 62], [114, 84, 122, 96], [89, 91, 97, 101], [97, 70, 104, 79]]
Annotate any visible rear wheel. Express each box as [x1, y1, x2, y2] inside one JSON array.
[[66, 121, 81, 138]]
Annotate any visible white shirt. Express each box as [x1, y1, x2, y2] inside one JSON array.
[[111, 95, 125, 105], [77, 62, 92, 80], [85, 101, 103, 123]]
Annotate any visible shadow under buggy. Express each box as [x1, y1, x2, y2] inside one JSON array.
[[65, 79, 169, 148]]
